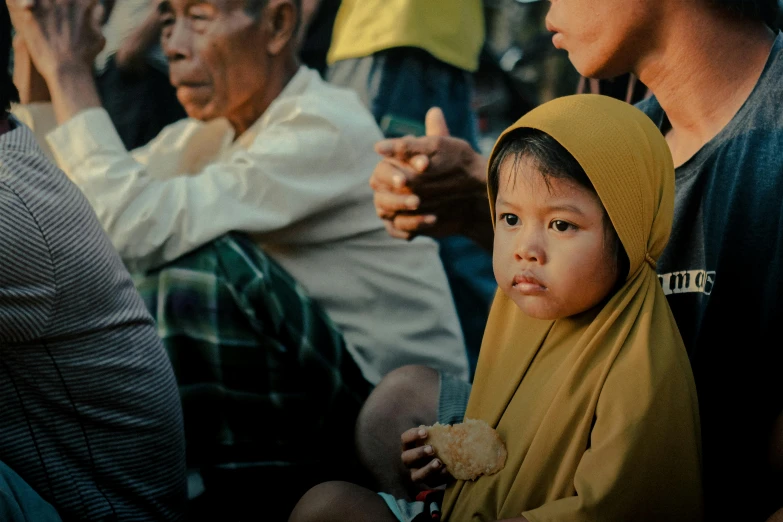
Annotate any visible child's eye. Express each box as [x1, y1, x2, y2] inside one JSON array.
[[501, 214, 519, 226], [551, 220, 575, 232]]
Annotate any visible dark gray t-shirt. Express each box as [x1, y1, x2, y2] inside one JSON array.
[[0, 120, 187, 520], [637, 33, 783, 520]]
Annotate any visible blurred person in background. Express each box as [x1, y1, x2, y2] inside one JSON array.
[[296, 0, 340, 76], [0, 1, 187, 520], [13, 0, 187, 151], [325, 0, 495, 378], [362, 0, 783, 520], [95, 0, 186, 149]]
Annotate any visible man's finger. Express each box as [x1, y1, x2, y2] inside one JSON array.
[[392, 214, 437, 234], [401, 445, 435, 468], [375, 135, 440, 162], [383, 220, 413, 241], [9, 0, 35, 9], [401, 426, 428, 446], [410, 459, 443, 484], [425, 107, 450, 138], [374, 191, 420, 219], [369, 159, 415, 192], [92, 3, 106, 30], [409, 154, 429, 173]]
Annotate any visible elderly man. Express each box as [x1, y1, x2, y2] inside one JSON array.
[[364, 0, 783, 520], [8, 0, 467, 514]]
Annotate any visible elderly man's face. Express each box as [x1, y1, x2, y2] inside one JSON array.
[[160, 0, 269, 122]]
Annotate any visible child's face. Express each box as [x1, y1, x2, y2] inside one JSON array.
[[493, 156, 620, 320]]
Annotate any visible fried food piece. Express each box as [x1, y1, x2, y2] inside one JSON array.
[[420, 418, 507, 481]]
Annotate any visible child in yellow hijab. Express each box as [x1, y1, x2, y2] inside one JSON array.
[[289, 95, 703, 522]]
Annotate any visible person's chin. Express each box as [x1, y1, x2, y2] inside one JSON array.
[[572, 59, 604, 81], [511, 296, 558, 321], [183, 104, 219, 123], [178, 93, 219, 122], [572, 54, 629, 83]]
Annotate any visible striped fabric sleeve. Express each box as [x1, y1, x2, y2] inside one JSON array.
[[0, 183, 56, 342]]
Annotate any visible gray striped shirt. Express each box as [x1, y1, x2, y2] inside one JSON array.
[[0, 119, 186, 521]]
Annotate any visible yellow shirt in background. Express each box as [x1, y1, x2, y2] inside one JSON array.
[[327, 0, 485, 72]]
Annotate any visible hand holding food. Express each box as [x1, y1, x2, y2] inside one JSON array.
[[418, 418, 507, 481]]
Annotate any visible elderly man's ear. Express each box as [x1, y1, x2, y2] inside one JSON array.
[[264, 0, 298, 56]]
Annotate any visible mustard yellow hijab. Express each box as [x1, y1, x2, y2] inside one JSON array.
[[442, 95, 703, 521]]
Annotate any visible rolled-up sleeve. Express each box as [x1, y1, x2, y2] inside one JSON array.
[[44, 107, 348, 273]]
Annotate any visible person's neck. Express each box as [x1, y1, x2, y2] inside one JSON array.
[[636, 10, 775, 167], [227, 56, 300, 138]]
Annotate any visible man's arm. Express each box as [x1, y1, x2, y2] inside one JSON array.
[[43, 106, 347, 273], [293, 0, 322, 51], [8, 0, 104, 125], [11, 35, 50, 103], [300, 0, 322, 33], [115, 2, 164, 74]]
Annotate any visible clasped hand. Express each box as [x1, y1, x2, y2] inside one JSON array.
[[6, 0, 106, 85]]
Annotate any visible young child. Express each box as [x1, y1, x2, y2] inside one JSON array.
[[288, 95, 703, 522]]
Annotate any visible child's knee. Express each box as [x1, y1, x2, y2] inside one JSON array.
[[289, 481, 355, 522], [358, 365, 440, 425]]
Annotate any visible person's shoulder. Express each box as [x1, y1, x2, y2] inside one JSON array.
[[762, 31, 783, 85], [275, 67, 383, 141], [728, 33, 783, 131], [0, 121, 59, 187], [0, 176, 55, 292]]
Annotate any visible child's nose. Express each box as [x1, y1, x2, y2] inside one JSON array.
[[514, 231, 546, 264]]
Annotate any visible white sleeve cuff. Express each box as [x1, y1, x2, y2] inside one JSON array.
[[45, 107, 127, 180]]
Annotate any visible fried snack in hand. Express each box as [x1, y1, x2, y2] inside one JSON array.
[[419, 418, 507, 481]]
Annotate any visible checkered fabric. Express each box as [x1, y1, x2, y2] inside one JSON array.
[[134, 233, 373, 470]]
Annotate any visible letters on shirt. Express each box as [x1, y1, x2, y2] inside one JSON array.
[[658, 269, 716, 296]]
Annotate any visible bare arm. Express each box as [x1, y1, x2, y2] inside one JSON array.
[[300, 0, 322, 32], [48, 70, 103, 125], [8, 0, 105, 124], [293, 0, 322, 52], [115, 3, 164, 74], [11, 34, 50, 103]]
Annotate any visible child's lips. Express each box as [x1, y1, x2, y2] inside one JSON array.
[[512, 274, 547, 294]]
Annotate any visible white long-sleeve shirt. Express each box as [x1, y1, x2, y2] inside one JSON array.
[[13, 67, 468, 384]]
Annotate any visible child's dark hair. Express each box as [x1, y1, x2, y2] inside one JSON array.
[[489, 128, 630, 288]]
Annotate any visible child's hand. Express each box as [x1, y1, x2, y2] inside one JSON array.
[[401, 427, 454, 488]]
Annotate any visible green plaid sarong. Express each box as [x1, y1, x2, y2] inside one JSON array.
[[134, 233, 373, 472]]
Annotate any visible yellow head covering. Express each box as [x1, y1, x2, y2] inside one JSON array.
[[442, 95, 703, 521]]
